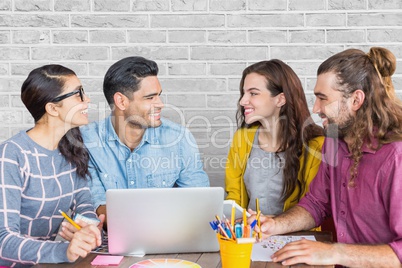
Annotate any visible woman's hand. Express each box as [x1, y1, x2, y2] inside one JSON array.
[[66, 222, 102, 262], [59, 214, 105, 242], [59, 221, 76, 242]]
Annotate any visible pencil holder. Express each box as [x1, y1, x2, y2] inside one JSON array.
[[217, 234, 253, 268]]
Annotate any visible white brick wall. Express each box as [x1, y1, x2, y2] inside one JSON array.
[[0, 0, 401, 187]]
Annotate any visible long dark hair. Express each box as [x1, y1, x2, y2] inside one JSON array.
[[20, 64, 90, 179], [237, 59, 323, 201], [317, 47, 402, 183]]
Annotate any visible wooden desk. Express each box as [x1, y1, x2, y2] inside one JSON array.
[[34, 231, 333, 268]]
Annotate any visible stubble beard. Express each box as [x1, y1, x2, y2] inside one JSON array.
[[324, 113, 355, 139]]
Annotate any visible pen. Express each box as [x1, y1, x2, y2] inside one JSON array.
[[209, 221, 218, 232], [235, 223, 243, 238], [59, 209, 81, 230], [256, 198, 261, 240], [223, 223, 232, 239], [215, 215, 230, 239], [222, 214, 236, 240]]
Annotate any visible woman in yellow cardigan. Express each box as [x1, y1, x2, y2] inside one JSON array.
[[225, 59, 324, 216]]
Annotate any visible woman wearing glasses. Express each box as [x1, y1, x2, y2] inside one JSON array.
[[0, 65, 104, 266]]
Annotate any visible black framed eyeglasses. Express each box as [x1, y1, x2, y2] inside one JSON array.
[[51, 87, 85, 103]]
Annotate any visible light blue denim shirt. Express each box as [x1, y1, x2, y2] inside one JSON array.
[[80, 116, 210, 209]]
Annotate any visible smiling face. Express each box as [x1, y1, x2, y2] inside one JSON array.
[[239, 72, 284, 127], [55, 75, 90, 128], [312, 72, 355, 138], [123, 75, 164, 128]]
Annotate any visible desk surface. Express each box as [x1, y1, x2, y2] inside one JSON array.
[[34, 231, 333, 268]]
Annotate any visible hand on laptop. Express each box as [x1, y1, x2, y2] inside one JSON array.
[[97, 214, 106, 232]]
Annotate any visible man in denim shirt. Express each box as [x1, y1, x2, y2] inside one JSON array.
[[80, 57, 209, 226]]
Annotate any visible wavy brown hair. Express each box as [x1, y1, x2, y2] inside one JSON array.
[[317, 47, 402, 183], [237, 59, 324, 202]]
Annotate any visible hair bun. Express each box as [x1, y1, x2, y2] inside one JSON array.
[[367, 47, 396, 78]]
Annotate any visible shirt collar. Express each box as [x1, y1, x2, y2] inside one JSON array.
[[338, 135, 379, 155], [142, 125, 161, 145], [105, 115, 120, 142], [361, 135, 379, 154]]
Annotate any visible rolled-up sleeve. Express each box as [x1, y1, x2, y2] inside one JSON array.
[[386, 153, 402, 262], [297, 138, 333, 227], [297, 161, 332, 227]]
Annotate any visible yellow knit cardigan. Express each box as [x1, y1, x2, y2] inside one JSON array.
[[225, 126, 324, 212]]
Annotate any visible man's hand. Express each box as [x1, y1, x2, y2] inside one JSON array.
[[247, 208, 277, 240], [97, 214, 105, 233], [257, 214, 277, 239], [96, 205, 107, 231], [271, 239, 337, 266]]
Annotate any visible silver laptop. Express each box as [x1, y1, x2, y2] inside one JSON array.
[[106, 187, 224, 255]]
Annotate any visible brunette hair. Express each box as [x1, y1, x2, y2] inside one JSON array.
[[103, 56, 158, 106], [237, 59, 323, 201], [21, 64, 90, 179], [317, 47, 402, 182]]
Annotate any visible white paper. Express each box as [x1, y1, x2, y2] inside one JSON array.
[[251, 235, 316, 261]]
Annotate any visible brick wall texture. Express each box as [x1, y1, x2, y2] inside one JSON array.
[[0, 0, 401, 187]]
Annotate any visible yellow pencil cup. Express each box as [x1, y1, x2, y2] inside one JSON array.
[[217, 234, 253, 268]]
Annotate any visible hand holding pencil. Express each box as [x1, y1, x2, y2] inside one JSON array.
[[58, 210, 103, 262], [66, 222, 103, 262], [249, 205, 277, 241], [59, 210, 105, 240], [58, 209, 83, 242], [59, 210, 81, 230]]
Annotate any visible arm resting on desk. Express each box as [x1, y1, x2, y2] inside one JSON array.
[[334, 243, 400, 268], [272, 239, 401, 268]]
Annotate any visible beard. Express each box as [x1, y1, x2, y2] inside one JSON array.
[[322, 97, 355, 139], [324, 113, 355, 139]]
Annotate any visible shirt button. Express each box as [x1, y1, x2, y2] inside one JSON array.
[[104, 174, 108, 178], [128, 159, 132, 163], [341, 211, 345, 215], [342, 182, 346, 187], [130, 181, 134, 185], [340, 233, 344, 237]]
